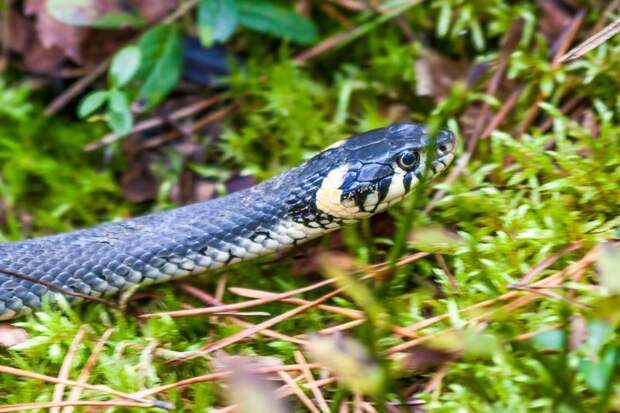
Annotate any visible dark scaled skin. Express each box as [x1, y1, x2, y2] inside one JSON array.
[[0, 123, 455, 320]]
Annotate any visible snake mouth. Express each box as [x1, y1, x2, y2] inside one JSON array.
[[431, 153, 455, 175], [313, 126, 457, 219], [430, 129, 456, 175]]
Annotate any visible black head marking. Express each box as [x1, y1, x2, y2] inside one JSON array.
[[284, 123, 456, 224]]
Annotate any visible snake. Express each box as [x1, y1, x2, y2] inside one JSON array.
[[0, 123, 456, 320]]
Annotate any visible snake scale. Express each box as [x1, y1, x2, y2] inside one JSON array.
[[0, 123, 456, 320]]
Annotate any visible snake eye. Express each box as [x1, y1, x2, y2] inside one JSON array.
[[397, 151, 420, 171]]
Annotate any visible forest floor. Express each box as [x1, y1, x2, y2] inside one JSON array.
[[0, 1, 619, 412]]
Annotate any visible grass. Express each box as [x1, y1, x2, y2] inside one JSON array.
[[1, 1, 620, 412]]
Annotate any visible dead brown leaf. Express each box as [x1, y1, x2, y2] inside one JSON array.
[[2, 9, 64, 73], [0, 199, 6, 228], [121, 159, 159, 203], [133, 0, 177, 23], [80, 29, 134, 68], [0, 324, 29, 348], [216, 355, 290, 413], [24, 0, 88, 63], [414, 49, 468, 101], [569, 314, 587, 351], [6, 11, 32, 54], [399, 346, 456, 372], [193, 180, 217, 202], [23, 38, 66, 73]]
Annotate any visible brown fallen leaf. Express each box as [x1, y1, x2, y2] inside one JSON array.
[[0, 324, 29, 348], [80, 29, 135, 68], [0, 199, 6, 228], [306, 333, 385, 396], [24, 0, 88, 63], [5, 11, 32, 54], [121, 159, 159, 203], [399, 346, 457, 373], [193, 180, 217, 202], [216, 354, 290, 413], [414, 49, 469, 101], [569, 314, 587, 352], [23, 37, 66, 74], [133, 0, 177, 23]]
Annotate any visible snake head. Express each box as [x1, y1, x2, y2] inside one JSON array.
[[312, 123, 456, 220]]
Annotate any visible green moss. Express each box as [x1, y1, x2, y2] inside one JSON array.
[[1, 3, 620, 412]]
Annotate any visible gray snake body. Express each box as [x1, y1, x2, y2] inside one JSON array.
[[0, 123, 456, 320]]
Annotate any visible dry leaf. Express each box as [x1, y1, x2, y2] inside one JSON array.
[[414, 49, 468, 101], [306, 333, 384, 395], [133, 0, 177, 23], [121, 160, 159, 203], [193, 180, 217, 202], [216, 355, 289, 413], [0, 199, 6, 228], [23, 37, 66, 73], [5, 11, 32, 54], [399, 346, 456, 372], [25, 0, 88, 63], [570, 314, 588, 351], [0, 324, 29, 348]]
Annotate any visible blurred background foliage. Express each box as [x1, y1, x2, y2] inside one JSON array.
[[0, 0, 619, 412]]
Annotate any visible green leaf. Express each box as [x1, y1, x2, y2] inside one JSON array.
[[109, 46, 141, 87], [579, 347, 618, 393], [78, 90, 108, 118], [437, 3, 451, 37], [306, 335, 385, 395], [197, 0, 238, 46], [533, 329, 564, 351], [106, 90, 133, 135], [408, 225, 463, 254], [237, 0, 318, 44], [587, 320, 613, 354], [597, 242, 620, 294], [136, 25, 184, 108], [46, 0, 144, 28], [108, 108, 133, 135]]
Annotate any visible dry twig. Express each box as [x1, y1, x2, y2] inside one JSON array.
[[130, 363, 321, 399], [0, 400, 155, 412], [0, 364, 153, 404], [178, 284, 309, 346], [278, 371, 321, 413], [63, 328, 114, 413], [85, 95, 224, 151], [198, 288, 344, 356], [560, 19, 620, 62], [294, 351, 330, 413], [51, 326, 87, 413]]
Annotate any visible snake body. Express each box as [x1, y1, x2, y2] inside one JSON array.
[[0, 123, 455, 320]]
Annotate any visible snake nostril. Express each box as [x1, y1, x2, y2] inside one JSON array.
[[438, 145, 447, 153]]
